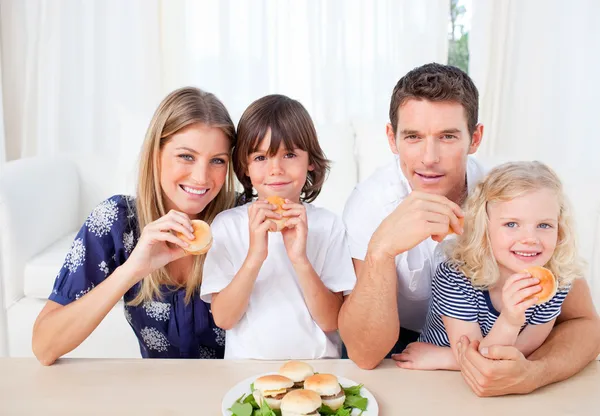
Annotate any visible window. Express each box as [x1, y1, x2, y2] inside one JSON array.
[[448, 0, 471, 73]]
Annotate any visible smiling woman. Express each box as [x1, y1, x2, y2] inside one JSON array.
[[31, 87, 237, 364]]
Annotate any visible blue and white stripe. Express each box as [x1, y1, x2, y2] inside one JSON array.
[[419, 261, 569, 347]]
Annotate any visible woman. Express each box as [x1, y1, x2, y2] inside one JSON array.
[[32, 87, 236, 364]]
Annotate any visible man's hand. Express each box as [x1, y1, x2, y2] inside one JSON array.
[[456, 336, 540, 396], [369, 191, 463, 259]]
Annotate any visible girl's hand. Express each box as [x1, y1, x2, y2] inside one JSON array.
[[126, 210, 195, 280], [500, 272, 542, 327], [392, 342, 457, 370], [281, 200, 309, 266], [247, 200, 280, 265]]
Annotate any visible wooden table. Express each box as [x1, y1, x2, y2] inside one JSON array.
[[0, 358, 598, 415]]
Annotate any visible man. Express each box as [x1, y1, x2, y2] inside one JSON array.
[[338, 63, 600, 396]]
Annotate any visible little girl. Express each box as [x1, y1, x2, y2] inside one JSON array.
[[200, 94, 356, 359], [395, 161, 583, 370]]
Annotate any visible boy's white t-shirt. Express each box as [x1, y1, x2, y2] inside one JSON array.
[[201, 202, 356, 360]]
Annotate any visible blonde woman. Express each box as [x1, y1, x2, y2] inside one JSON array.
[[32, 87, 236, 365], [394, 161, 584, 371]]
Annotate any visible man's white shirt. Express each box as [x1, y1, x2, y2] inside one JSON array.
[[342, 154, 487, 331]]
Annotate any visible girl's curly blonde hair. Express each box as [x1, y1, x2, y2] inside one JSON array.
[[446, 161, 583, 289]]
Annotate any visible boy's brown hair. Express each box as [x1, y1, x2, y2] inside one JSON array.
[[234, 94, 330, 203]]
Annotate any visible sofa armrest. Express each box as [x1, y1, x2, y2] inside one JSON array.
[[0, 156, 80, 306]]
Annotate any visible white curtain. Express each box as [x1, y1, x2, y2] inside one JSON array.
[[0, 0, 165, 161], [163, 0, 449, 125], [1, 0, 448, 163], [469, 0, 600, 304]]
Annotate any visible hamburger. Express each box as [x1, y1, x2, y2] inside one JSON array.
[[524, 266, 557, 304], [279, 361, 315, 389], [174, 219, 213, 255], [432, 217, 465, 242], [280, 389, 322, 416], [252, 374, 294, 410], [303, 373, 346, 411], [266, 195, 287, 231]]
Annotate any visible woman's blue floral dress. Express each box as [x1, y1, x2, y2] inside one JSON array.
[[49, 195, 225, 358]]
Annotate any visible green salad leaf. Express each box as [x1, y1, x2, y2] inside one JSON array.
[[230, 401, 253, 416], [319, 404, 336, 415], [344, 394, 368, 411], [253, 398, 277, 416], [342, 384, 363, 396], [243, 392, 259, 409], [334, 408, 351, 416]]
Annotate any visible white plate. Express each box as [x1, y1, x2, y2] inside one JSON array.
[[222, 373, 379, 415]]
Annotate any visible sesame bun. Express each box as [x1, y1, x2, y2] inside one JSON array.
[[174, 220, 212, 255], [253, 375, 294, 410], [267, 195, 287, 231], [303, 374, 345, 411], [524, 266, 557, 304], [280, 389, 322, 416], [279, 361, 315, 383]]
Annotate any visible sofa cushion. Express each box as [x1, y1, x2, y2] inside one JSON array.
[[7, 297, 140, 358], [352, 119, 395, 182], [23, 232, 77, 299]]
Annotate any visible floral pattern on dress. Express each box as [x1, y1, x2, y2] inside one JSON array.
[[75, 283, 95, 300], [99, 261, 109, 277], [198, 345, 217, 359], [143, 301, 171, 321], [65, 238, 86, 273], [85, 198, 119, 237], [123, 230, 135, 254], [213, 327, 225, 346], [141, 327, 170, 352]]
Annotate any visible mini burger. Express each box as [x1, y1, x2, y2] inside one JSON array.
[[266, 195, 287, 231], [303, 373, 345, 411], [174, 219, 213, 255], [524, 266, 557, 304], [279, 361, 315, 389], [252, 375, 294, 410], [280, 389, 322, 416]]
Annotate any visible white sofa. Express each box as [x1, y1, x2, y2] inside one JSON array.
[[1, 122, 599, 358]]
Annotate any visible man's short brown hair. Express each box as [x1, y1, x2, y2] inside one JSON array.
[[389, 63, 479, 136]]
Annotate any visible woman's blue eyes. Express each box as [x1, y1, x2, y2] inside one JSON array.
[[178, 154, 226, 165], [505, 222, 517, 228]]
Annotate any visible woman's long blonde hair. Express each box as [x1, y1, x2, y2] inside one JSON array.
[[447, 161, 583, 289], [129, 87, 236, 306]]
